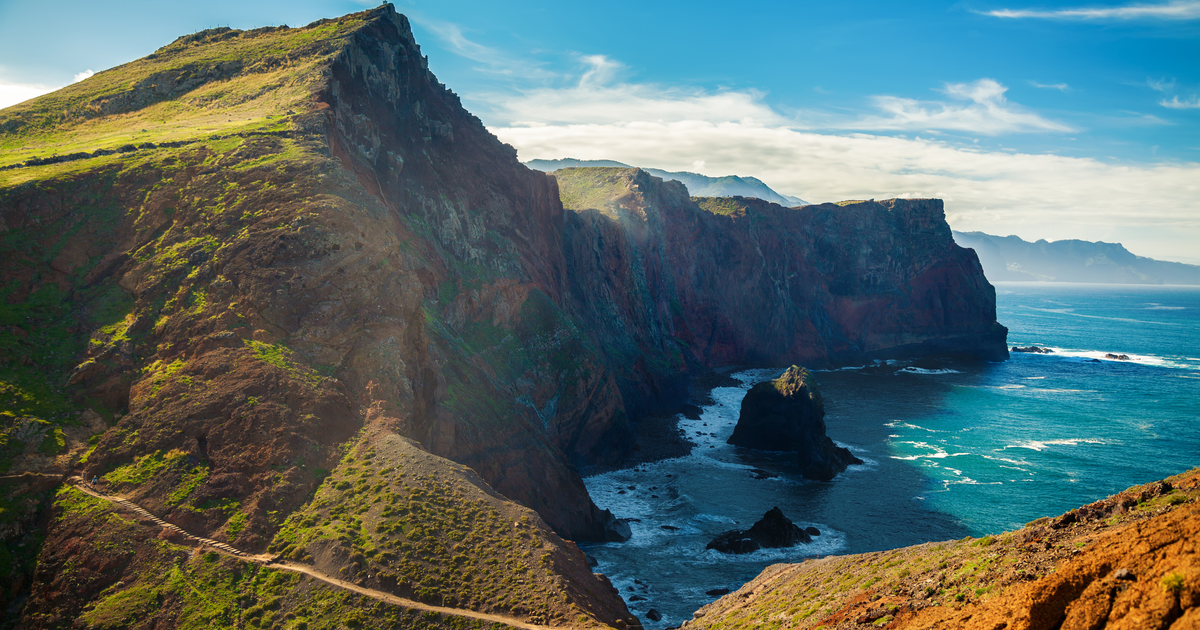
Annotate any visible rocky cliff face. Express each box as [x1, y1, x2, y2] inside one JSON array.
[[556, 168, 1008, 371]]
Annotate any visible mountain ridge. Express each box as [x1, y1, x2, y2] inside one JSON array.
[[953, 230, 1200, 285]]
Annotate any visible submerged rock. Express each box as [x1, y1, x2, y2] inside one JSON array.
[[1012, 345, 1054, 353], [706, 507, 812, 554], [727, 366, 862, 481]]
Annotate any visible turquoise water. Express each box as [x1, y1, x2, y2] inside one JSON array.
[[877, 282, 1200, 534], [582, 282, 1200, 628]]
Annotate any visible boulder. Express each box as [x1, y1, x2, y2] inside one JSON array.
[[727, 366, 862, 481], [706, 507, 812, 554]]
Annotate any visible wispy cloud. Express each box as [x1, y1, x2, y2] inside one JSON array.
[[846, 79, 1074, 134], [411, 17, 555, 80], [1160, 95, 1200, 108], [490, 58, 781, 127], [1030, 81, 1069, 91], [980, 0, 1200, 19], [73, 69, 94, 83], [1145, 77, 1200, 109], [1148, 77, 1177, 92]]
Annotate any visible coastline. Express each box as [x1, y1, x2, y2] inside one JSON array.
[[582, 367, 742, 477]]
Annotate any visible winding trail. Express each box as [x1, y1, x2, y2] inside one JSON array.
[[67, 477, 587, 630]]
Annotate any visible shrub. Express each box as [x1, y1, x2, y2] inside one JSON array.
[[1162, 572, 1185, 594]]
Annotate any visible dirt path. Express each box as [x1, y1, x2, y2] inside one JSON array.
[[66, 478, 583, 630]]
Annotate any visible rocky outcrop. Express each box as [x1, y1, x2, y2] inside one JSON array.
[[1012, 346, 1054, 353], [706, 507, 814, 554], [727, 367, 862, 481]]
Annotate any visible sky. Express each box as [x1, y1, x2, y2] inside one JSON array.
[[1, 0, 1198, 263]]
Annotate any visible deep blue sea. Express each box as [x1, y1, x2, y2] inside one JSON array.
[[582, 282, 1200, 628]]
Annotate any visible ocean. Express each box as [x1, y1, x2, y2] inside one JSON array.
[[581, 282, 1200, 628]]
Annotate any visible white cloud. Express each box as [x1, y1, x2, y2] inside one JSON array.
[[491, 69, 781, 127], [1147, 77, 1177, 92], [981, 0, 1200, 19], [73, 69, 94, 83], [411, 17, 555, 80], [0, 81, 56, 109], [1161, 95, 1200, 108], [1030, 81, 1069, 91], [843, 79, 1074, 134], [490, 80, 1200, 262]]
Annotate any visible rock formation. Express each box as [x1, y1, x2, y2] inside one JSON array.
[[727, 366, 862, 481], [0, 4, 1006, 626], [706, 507, 815, 554], [556, 169, 1009, 372]]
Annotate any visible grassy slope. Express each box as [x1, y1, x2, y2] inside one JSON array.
[[0, 17, 364, 169], [552, 168, 642, 217], [36, 486, 512, 630], [270, 429, 620, 628]]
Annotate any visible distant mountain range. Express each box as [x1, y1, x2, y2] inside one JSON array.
[[525, 158, 808, 206], [953, 231, 1200, 285]]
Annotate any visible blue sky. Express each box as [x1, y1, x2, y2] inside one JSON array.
[[2, 0, 1198, 262]]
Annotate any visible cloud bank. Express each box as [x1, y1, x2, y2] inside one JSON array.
[[489, 77, 1200, 263]]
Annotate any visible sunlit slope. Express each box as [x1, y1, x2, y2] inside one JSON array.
[[0, 15, 367, 169]]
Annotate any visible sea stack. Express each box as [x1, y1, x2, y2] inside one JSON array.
[[706, 507, 814, 554], [728, 366, 862, 481]]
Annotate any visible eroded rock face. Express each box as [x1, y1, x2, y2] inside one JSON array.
[[728, 367, 862, 481], [706, 507, 813, 554], [556, 169, 1009, 371]]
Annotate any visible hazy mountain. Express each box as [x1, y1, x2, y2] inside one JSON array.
[[953, 231, 1200, 285], [526, 158, 808, 206]]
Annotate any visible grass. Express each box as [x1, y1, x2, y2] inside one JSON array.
[[551, 167, 640, 215], [0, 11, 372, 169], [244, 340, 324, 388], [54, 482, 512, 630], [268, 431, 607, 626], [693, 197, 751, 217]]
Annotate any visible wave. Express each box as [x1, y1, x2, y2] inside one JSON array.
[[884, 421, 942, 433], [889, 441, 970, 461], [897, 367, 961, 375], [1019, 305, 1180, 326], [1005, 438, 1107, 451]]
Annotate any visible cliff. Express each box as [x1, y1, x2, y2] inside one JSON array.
[[684, 468, 1200, 630], [727, 366, 861, 481], [953, 230, 1200, 285], [1, 4, 1004, 627], [556, 168, 1009, 370]]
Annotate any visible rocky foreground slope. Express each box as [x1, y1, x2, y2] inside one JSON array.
[[1, 4, 1005, 627], [686, 469, 1200, 630]]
